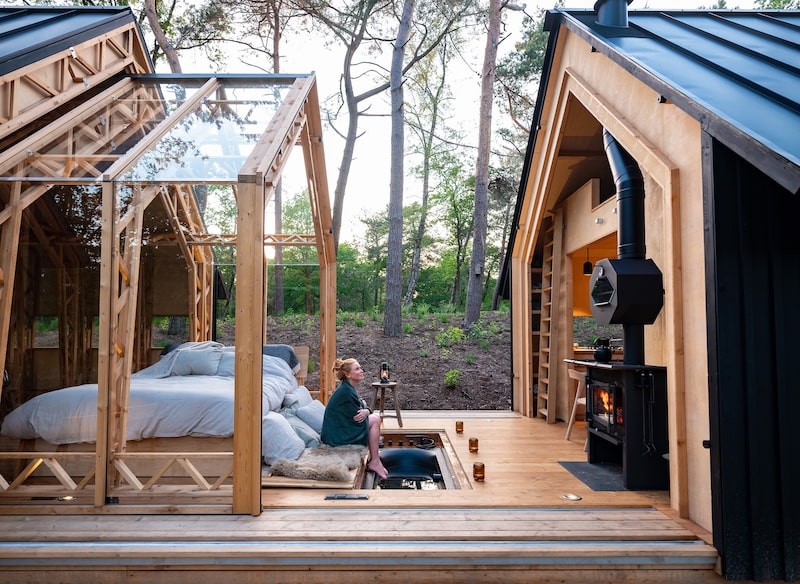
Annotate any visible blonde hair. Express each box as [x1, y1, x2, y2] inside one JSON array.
[[333, 358, 358, 381]]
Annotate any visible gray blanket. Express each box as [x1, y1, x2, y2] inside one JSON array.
[[262, 344, 299, 373]]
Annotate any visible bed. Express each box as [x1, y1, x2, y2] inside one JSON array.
[[0, 341, 327, 491]]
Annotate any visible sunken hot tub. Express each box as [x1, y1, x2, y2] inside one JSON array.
[[362, 431, 464, 490]]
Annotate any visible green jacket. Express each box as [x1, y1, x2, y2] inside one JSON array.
[[320, 379, 369, 446]]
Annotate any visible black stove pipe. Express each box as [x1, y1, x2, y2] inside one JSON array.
[[602, 129, 645, 365], [594, 0, 632, 28]]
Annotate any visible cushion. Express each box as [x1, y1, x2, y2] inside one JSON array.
[[296, 399, 325, 434], [284, 412, 321, 448], [171, 347, 223, 376], [261, 411, 305, 464], [282, 384, 314, 409], [216, 351, 235, 377]]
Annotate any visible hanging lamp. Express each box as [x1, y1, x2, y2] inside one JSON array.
[[583, 248, 593, 276]]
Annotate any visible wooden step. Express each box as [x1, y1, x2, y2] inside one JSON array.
[[0, 508, 719, 583]]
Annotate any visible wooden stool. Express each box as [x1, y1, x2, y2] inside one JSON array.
[[565, 368, 588, 452], [371, 381, 403, 427]]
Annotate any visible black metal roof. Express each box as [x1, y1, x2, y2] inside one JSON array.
[[0, 6, 138, 77], [500, 9, 800, 299], [548, 8, 800, 195]]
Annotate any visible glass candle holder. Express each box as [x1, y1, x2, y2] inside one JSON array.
[[473, 462, 485, 482], [468, 437, 479, 453], [455, 420, 464, 434], [380, 361, 390, 383]]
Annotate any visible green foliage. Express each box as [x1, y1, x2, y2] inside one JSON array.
[[754, 0, 799, 7], [444, 369, 461, 389], [414, 303, 431, 316], [34, 316, 57, 333], [466, 353, 476, 365], [436, 326, 465, 348], [354, 316, 365, 327]]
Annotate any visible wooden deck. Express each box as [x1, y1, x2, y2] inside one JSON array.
[[0, 411, 721, 583]]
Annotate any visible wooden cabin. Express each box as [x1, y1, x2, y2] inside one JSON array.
[[502, 2, 800, 581], [0, 5, 337, 516]]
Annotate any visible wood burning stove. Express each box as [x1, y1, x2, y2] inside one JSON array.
[[568, 129, 669, 490], [587, 377, 624, 443], [584, 363, 669, 490]]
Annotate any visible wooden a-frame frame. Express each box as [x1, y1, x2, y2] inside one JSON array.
[[0, 71, 335, 516]]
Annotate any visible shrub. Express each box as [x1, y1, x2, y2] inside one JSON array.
[[436, 326, 465, 348], [444, 369, 461, 388], [414, 302, 431, 316]]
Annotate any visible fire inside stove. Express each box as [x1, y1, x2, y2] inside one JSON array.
[[588, 381, 624, 440]]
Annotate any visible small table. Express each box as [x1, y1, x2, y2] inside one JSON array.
[[370, 381, 403, 427]]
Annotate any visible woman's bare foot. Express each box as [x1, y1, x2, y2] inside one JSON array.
[[368, 459, 388, 480]]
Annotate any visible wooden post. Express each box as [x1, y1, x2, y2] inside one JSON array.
[[95, 180, 116, 507], [233, 177, 265, 515], [299, 78, 336, 401], [0, 180, 23, 409]]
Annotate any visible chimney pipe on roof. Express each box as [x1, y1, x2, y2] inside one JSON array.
[[594, 0, 632, 28]]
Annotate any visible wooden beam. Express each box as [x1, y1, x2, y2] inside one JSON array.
[[101, 78, 219, 180], [232, 178, 264, 515], [0, 181, 23, 414], [299, 77, 336, 400], [0, 23, 148, 141], [95, 180, 116, 507]]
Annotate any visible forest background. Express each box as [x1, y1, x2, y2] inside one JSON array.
[[26, 0, 796, 408]]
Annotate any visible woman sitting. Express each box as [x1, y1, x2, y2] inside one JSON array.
[[321, 358, 388, 480]]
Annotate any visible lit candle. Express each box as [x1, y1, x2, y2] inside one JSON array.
[[468, 437, 479, 453], [455, 420, 464, 434], [473, 462, 485, 481], [380, 362, 390, 383]]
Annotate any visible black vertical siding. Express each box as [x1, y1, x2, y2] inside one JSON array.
[[706, 137, 800, 581]]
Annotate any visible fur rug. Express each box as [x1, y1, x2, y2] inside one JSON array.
[[269, 444, 368, 482]]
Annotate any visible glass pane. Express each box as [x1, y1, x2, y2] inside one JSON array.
[[0, 77, 293, 183], [0, 82, 173, 180], [118, 82, 291, 182]]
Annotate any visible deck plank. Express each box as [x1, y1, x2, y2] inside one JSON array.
[[0, 412, 719, 583]]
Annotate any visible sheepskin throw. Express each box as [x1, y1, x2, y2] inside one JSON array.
[[269, 444, 367, 482]]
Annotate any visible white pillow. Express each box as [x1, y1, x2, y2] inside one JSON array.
[[216, 351, 235, 377], [284, 413, 320, 448], [171, 348, 223, 376], [262, 411, 305, 464], [282, 384, 313, 409], [296, 399, 325, 434]]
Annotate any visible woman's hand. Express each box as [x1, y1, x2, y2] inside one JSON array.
[[353, 408, 369, 423]]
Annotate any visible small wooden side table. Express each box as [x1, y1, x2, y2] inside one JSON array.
[[370, 381, 403, 427]]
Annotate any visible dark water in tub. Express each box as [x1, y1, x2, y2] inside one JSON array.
[[376, 447, 443, 489]]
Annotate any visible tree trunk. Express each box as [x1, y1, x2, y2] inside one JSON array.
[[383, 0, 416, 337], [464, 0, 500, 330], [404, 45, 448, 307], [143, 0, 182, 73], [404, 160, 429, 307]]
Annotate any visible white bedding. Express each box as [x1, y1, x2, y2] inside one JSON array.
[[0, 342, 309, 460]]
